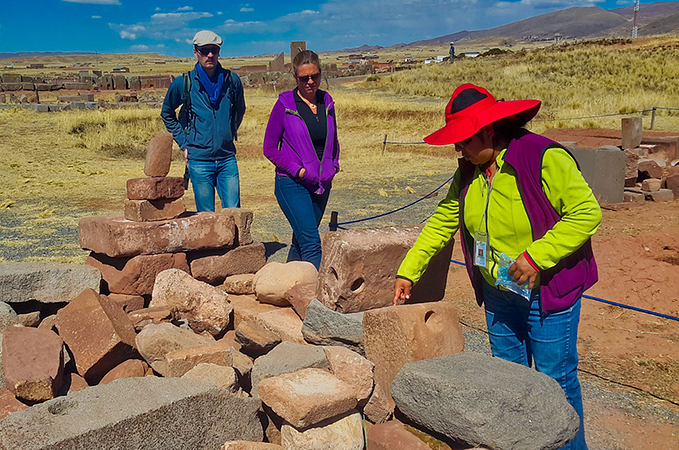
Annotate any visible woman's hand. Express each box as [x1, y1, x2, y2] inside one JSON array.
[[508, 253, 539, 289], [297, 167, 306, 179], [393, 278, 412, 306]]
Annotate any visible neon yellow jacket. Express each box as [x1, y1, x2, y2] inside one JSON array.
[[397, 147, 602, 287]]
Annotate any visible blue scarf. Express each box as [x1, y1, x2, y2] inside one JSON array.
[[195, 62, 224, 108]]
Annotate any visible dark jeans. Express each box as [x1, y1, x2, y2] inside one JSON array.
[[188, 155, 240, 211], [274, 175, 330, 269], [483, 280, 588, 450]]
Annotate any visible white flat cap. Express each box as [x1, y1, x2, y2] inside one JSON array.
[[193, 30, 223, 47]]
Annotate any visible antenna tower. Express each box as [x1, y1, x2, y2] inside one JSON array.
[[632, 0, 640, 38]]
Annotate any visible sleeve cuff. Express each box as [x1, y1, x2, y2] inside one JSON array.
[[523, 251, 541, 272]]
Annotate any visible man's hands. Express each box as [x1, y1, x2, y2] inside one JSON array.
[[183, 149, 188, 166], [508, 253, 539, 289], [393, 278, 413, 306]]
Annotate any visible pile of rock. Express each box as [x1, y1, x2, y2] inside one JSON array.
[[624, 155, 679, 202]]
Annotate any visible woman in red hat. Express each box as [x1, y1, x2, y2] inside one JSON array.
[[393, 84, 600, 449]]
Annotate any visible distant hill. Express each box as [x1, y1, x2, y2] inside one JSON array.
[[0, 51, 94, 61], [330, 44, 385, 54]]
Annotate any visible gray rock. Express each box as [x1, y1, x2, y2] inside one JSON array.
[[251, 341, 328, 397], [0, 262, 101, 304], [0, 377, 263, 450], [391, 353, 579, 450], [0, 302, 20, 331], [302, 299, 364, 355]]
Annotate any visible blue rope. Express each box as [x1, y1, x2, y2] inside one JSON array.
[[449, 259, 679, 322], [336, 173, 455, 226]]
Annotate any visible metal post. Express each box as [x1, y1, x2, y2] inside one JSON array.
[[329, 211, 338, 232], [650, 107, 657, 130], [382, 134, 388, 154]]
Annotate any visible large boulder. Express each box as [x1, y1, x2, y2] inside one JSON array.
[[0, 377, 263, 449], [391, 353, 579, 450], [189, 242, 266, 285], [0, 262, 101, 304], [254, 262, 318, 307], [150, 268, 232, 337], [135, 323, 215, 376], [323, 346, 374, 403], [302, 299, 364, 354], [280, 411, 364, 450]]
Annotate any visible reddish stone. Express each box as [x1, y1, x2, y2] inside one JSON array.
[[220, 208, 254, 245], [126, 177, 184, 201], [105, 293, 145, 312], [128, 306, 174, 331], [367, 420, 431, 450], [86, 252, 190, 296], [641, 178, 662, 192], [165, 341, 239, 378], [2, 327, 64, 402], [124, 198, 186, 222], [189, 242, 266, 285], [61, 372, 89, 394], [100, 359, 148, 385], [220, 274, 255, 295], [638, 159, 663, 179], [228, 294, 278, 330], [79, 213, 236, 258], [666, 173, 679, 197], [0, 389, 28, 420], [285, 282, 316, 320], [144, 131, 173, 177], [54, 289, 138, 384], [363, 382, 394, 424]]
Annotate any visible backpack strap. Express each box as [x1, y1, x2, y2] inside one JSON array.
[[178, 70, 192, 131]]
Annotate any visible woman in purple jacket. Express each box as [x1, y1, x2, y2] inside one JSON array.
[[263, 50, 340, 269]]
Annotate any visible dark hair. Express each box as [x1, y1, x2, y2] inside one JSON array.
[[492, 112, 534, 149], [292, 50, 321, 75]]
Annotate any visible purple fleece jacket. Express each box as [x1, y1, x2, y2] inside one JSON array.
[[263, 90, 340, 194]]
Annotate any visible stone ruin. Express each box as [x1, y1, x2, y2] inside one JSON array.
[[0, 130, 581, 449]]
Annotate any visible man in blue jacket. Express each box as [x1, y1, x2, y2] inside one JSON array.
[[161, 30, 246, 211]]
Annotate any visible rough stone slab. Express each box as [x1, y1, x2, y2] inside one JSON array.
[[127, 176, 184, 200], [0, 388, 28, 421], [641, 178, 662, 192], [363, 382, 393, 424], [165, 340, 238, 378], [128, 306, 174, 331], [124, 198, 186, 222], [2, 327, 63, 402], [86, 251, 189, 296], [624, 149, 640, 187], [221, 274, 256, 295], [222, 442, 283, 450], [647, 188, 674, 202], [60, 372, 89, 395], [221, 208, 254, 245], [251, 341, 328, 398], [79, 213, 236, 258], [104, 293, 145, 312], [621, 117, 643, 149], [391, 353, 579, 450], [235, 321, 281, 358], [99, 359, 148, 385], [0, 303, 20, 331], [570, 146, 625, 203], [317, 226, 453, 313], [366, 420, 432, 450], [0, 377, 263, 450], [323, 346, 374, 402], [280, 411, 363, 449], [229, 294, 278, 330], [302, 299, 364, 355], [363, 301, 464, 403], [231, 349, 254, 390], [17, 311, 40, 327], [286, 283, 316, 320], [150, 268, 232, 336], [667, 173, 679, 197], [638, 159, 664, 179], [183, 363, 238, 393], [254, 261, 318, 307], [254, 307, 305, 344], [54, 289, 137, 384], [190, 242, 267, 285], [0, 262, 101, 304], [144, 131, 173, 177], [258, 368, 357, 429], [623, 191, 645, 203], [135, 323, 215, 376]]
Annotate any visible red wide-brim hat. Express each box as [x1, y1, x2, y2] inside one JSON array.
[[424, 84, 541, 145]]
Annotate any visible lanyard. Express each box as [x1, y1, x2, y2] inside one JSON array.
[[479, 165, 494, 236]]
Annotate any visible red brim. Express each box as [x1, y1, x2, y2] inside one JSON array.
[[424, 100, 541, 145]]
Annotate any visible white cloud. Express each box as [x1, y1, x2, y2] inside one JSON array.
[[177, 6, 193, 11], [92, 15, 102, 19], [62, 0, 121, 4], [217, 11, 223, 15], [130, 44, 149, 51], [155, 7, 161, 10], [150, 12, 213, 22], [240, 7, 254, 12]]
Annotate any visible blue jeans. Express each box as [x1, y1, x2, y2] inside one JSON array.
[[274, 175, 330, 269], [188, 155, 240, 211], [483, 281, 587, 450]]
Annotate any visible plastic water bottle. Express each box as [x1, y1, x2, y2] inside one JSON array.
[[495, 253, 532, 300]]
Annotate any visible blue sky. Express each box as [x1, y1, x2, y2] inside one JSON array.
[[0, 0, 661, 57]]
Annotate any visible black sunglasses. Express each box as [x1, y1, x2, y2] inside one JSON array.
[[297, 72, 321, 83], [455, 135, 474, 149], [196, 46, 220, 56]]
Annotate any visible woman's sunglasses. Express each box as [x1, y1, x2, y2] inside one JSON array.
[[297, 73, 322, 83], [455, 136, 474, 149], [196, 46, 220, 56]]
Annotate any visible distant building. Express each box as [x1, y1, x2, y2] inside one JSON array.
[[463, 52, 480, 58], [290, 41, 306, 62], [28, 64, 44, 69], [113, 67, 130, 73]]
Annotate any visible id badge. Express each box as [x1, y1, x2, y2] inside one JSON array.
[[474, 231, 488, 268]]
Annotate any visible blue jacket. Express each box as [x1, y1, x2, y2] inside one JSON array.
[[161, 65, 245, 161]]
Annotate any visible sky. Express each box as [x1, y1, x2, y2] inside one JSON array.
[[0, 0, 667, 57]]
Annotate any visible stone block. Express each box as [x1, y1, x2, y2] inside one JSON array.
[[221, 208, 254, 245], [638, 159, 664, 180], [258, 368, 357, 429], [392, 353, 579, 450], [318, 226, 453, 313], [54, 289, 137, 384], [165, 340, 239, 378], [126, 176, 185, 200], [128, 76, 141, 90], [0, 83, 22, 91], [182, 363, 238, 392], [135, 323, 215, 375], [363, 301, 464, 404], [280, 411, 363, 449], [323, 346, 374, 402], [229, 294, 278, 329], [80, 93, 95, 102], [570, 146, 625, 203], [79, 212, 236, 258], [641, 178, 662, 192], [666, 173, 679, 197], [624, 149, 640, 187], [190, 242, 267, 285], [86, 252, 189, 296], [363, 382, 393, 424], [99, 359, 148, 384], [367, 420, 432, 450], [31, 104, 48, 112], [150, 268, 232, 336], [254, 261, 317, 307], [0, 302, 20, 331], [34, 83, 54, 91], [0, 262, 101, 304], [145, 131, 173, 177], [302, 299, 364, 355], [128, 306, 174, 331], [70, 101, 85, 110], [254, 307, 305, 344], [286, 282, 316, 320], [2, 327, 64, 402], [647, 189, 674, 202], [61, 371, 89, 394], [222, 442, 283, 450], [623, 191, 645, 203], [0, 74, 21, 83], [17, 311, 40, 327], [124, 198, 186, 222], [0, 377, 263, 450], [251, 341, 328, 397], [0, 388, 28, 421], [105, 293, 145, 312], [112, 74, 127, 90], [235, 321, 281, 357], [221, 274, 256, 295]]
